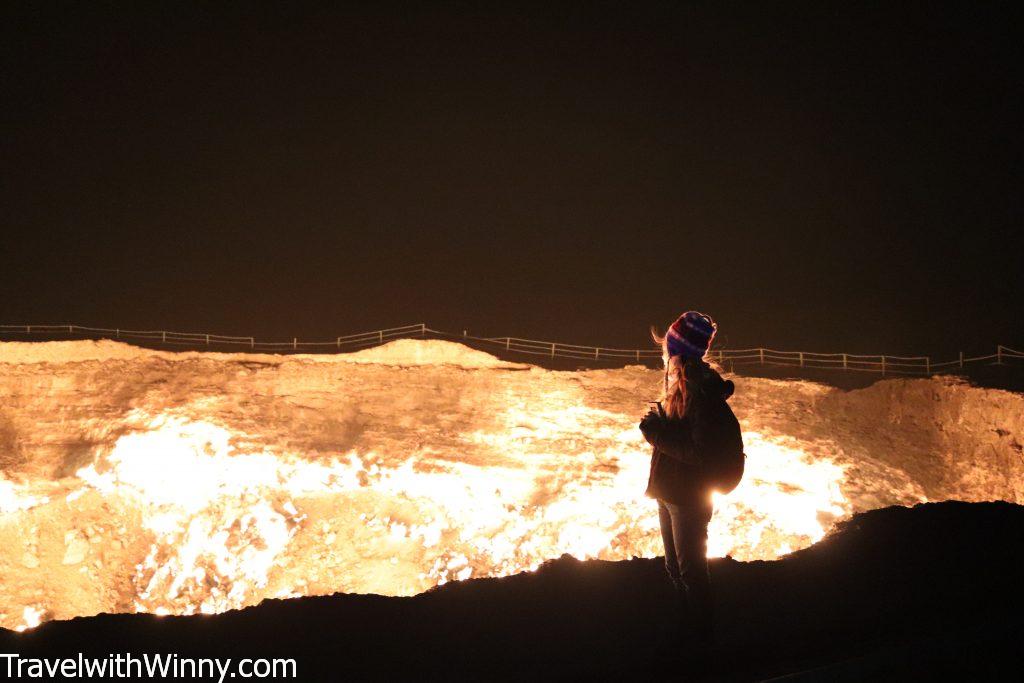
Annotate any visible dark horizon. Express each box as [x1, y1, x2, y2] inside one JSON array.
[[3, 2, 1021, 357]]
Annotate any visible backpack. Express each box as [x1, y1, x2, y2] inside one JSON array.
[[685, 361, 746, 494]]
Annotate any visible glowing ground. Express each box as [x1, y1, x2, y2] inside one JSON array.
[[0, 339, 1021, 631]]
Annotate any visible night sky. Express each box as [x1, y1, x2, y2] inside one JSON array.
[[3, 2, 1021, 357]]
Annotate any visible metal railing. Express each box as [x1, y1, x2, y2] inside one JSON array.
[[1, 323, 1021, 376], [0, 323, 428, 353], [451, 331, 1021, 376]]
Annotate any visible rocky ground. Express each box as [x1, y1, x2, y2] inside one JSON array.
[[1, 339, 1022, 630], [2, 501, 1022, 681]]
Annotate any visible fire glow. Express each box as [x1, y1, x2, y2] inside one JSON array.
[[1, 407, 849, 631], [16, 337, 1016, 634]]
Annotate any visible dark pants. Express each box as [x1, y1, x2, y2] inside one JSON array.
[[658, 496, 714, 643]]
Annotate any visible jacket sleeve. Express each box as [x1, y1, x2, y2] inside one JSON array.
[[653, 419, 702, 466]]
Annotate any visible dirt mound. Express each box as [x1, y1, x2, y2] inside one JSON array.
[[0, 338, 524, 370], [338, 338, 527, 369]]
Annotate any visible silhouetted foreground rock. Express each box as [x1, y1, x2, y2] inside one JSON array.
[[3, 501, 1022, 681]]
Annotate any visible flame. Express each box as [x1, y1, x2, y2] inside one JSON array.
[[0, 476, 48, 514], [75, 415, 309, 616], [6, 338, 1014, 631], [708, 432, 848, 557], [15, 606, 44, 632], [22, 407, 848, 624]]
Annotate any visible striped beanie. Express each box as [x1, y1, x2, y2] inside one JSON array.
[[666, 311, 716, 360]]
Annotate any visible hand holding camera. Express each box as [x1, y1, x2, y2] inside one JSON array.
[[639, 401, 666, 442]]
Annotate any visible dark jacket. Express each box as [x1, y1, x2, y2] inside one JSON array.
[[641, 358, 739, 504]]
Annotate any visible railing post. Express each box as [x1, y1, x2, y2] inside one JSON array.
[[205, 334, 210, 345], [842, 353, 847, 370], [636, 349, 640, 362], [506, 338, 510, 350], [881, 356, 886, 376], [594, 347, 599, 360], [116, 328, 119, 338], [162, 331, 166, 343], [799, 351, 804, 368], [551, 343, 556, 358], [759, 348, 764, 365], [293, 337, 297, 350], [68, 325, 73, 334], [337, 337, 341, 349], [379, 330, 384, 344], [251, 337, 255, 349], [26, 325, 31, 333], [959, 351, 964, 369], [997, 345, 1003, 364], [925, 357, 930, 375], [420, 323, 426, 337]]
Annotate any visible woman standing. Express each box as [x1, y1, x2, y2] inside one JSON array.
[[639, 311, 744, 658]]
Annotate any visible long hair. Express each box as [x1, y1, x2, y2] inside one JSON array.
[[650, 325, 689, 419]]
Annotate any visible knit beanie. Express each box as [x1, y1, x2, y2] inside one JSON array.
[[666, 311, 716, 360]]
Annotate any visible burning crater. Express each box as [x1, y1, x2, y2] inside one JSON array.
[[1, 339, 1022, 631]]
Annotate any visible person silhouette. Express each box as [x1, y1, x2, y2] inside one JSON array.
[[639, 311, 743, 663]]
